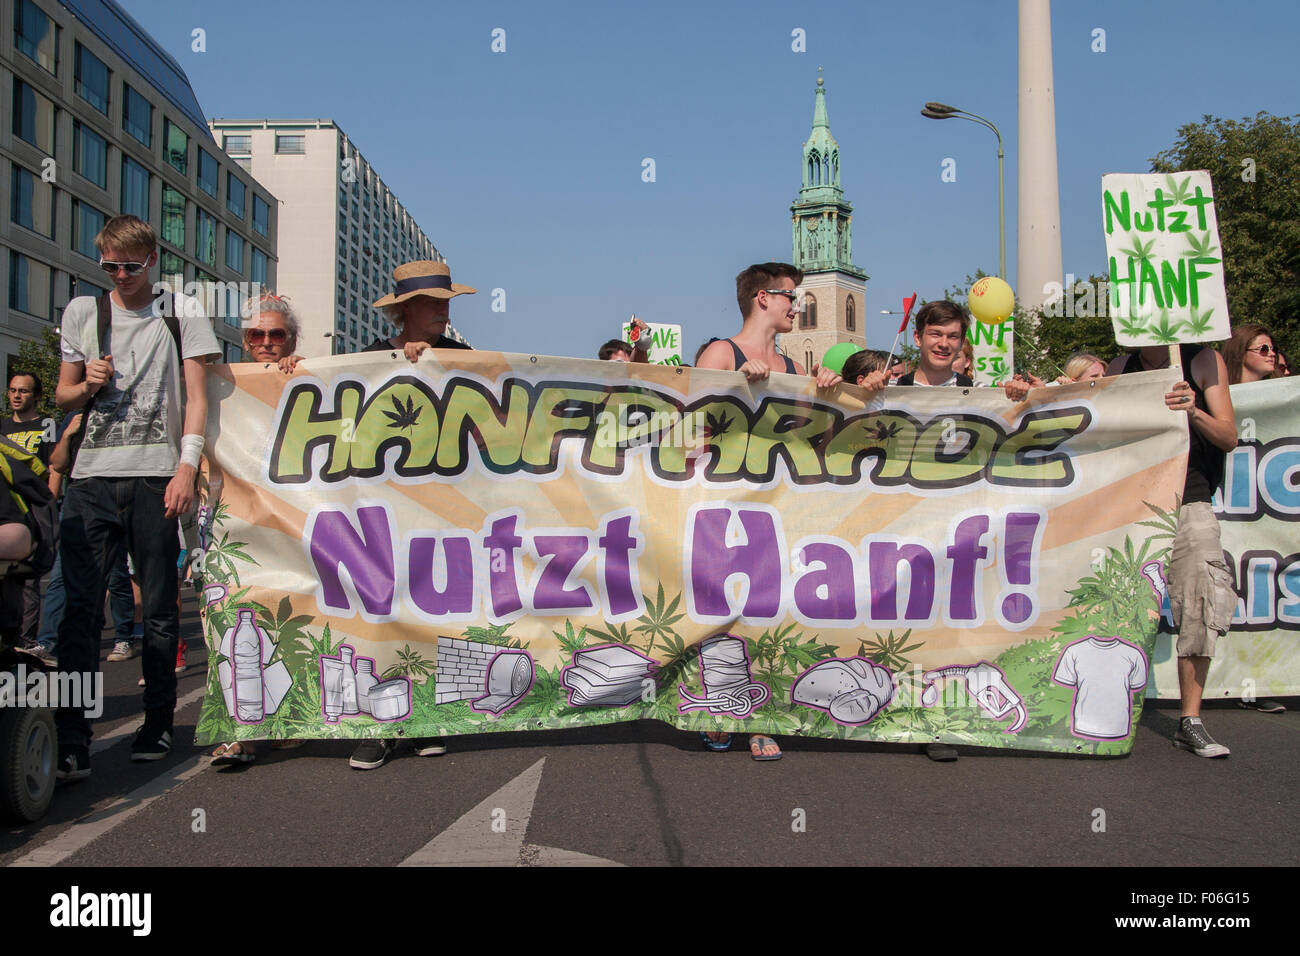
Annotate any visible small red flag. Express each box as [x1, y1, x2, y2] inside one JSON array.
[[899, 293, 917, 333]]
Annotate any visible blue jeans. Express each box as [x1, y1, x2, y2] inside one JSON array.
[[56, 476, 180, 748], [37, 545, 135, 650]]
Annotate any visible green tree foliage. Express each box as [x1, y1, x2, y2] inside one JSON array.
[[10, 327, 64, 422], [1150, 111, 1300, 361]]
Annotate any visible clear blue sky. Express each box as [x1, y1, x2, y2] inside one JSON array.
[[122, 0, 1298, 357]]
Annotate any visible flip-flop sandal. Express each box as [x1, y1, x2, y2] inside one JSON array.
[[750, 735, 782, 761], [210, 742, 256, 766], [701, 732, 732, 752]]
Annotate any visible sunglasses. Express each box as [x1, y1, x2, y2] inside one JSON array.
[[246, 328, 289, 345], [99, 259, 150, 277], [1247, 344, 1275, 356], [760, 289, 799, 303]]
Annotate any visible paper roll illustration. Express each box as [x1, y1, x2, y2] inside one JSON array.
[[472, 651, 535, 715], [921, 662, 1026, 733], [791, 657, 894, 725], [677, 635, 769, 718]]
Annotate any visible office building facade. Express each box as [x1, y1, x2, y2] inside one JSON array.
[[208, 119, 463, 356], [2, 0, 278, 374]]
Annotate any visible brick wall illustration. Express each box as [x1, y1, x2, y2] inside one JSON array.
[[435, 636, 496, 704]]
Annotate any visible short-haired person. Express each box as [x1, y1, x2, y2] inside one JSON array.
[[696, 262, 842, 388], [344, 261, 475, 770], [599, 317, 651, 362], [4, 372, 54, 650], [894, 301, 975, 387], [1106, 344, 1238, 756], [841, 349, 892, 388], [53, 215, 220, 778], [242, 292, 304, 372], [364, 261, 473, 362], [1221, 323, 1276, 385]]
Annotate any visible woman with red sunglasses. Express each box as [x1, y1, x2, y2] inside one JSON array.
[[241, 293, 303, 372]]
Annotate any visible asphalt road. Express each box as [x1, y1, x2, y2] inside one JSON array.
[[3, 601, 1297, 870]]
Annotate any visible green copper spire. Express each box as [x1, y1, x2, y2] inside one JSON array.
[[792, 69, 865, 278]]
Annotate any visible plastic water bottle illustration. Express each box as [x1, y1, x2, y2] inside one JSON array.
[[232, 609, 266, 722]]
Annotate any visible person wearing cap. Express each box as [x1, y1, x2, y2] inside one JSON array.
[[364, 260, 474, 360], [347, 261, 475, 770]]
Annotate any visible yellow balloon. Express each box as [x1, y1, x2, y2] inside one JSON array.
[[969, 276, 1015, 325]]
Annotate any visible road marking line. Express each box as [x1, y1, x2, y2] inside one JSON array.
[[8, 754, 206, 867], [400, 757, 621, 867]]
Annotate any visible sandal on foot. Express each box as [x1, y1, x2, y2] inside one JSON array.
[[701, 732, 732, 752], [1236, 699, 1286, 714], [211, 741, 256, 766], [750, 735, 782, 761]]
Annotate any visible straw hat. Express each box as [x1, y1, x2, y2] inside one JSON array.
[[372, 261, 476, 308]]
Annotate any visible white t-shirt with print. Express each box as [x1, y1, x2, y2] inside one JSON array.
[[60, 293, 221, 478], [1052, 637, 1148, 738]]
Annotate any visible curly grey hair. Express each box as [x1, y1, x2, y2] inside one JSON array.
[[241, 291, 300, 342]]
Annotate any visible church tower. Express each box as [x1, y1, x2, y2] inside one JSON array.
[[789, 70, 868, 372]]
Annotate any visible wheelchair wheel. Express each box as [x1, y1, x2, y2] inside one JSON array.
[[0, 705, 57, 823]]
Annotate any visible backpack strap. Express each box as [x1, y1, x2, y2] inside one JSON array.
[[95, 293, 111, 359]]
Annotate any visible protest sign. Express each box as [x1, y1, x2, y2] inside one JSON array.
[[620, 320, 683, 365], [1146, 376, 1300, 699], [969, 319, 1013, 386], [196, 353, 1191, 755], [1101, 171, 1230, 347]]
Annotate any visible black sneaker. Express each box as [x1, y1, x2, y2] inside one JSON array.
[[131, 716, 173, 762], [411, 737, 448, 756], [1173, 717, 1230, 758], [57, 745, 91, 783], [349, 738, 395, 770]]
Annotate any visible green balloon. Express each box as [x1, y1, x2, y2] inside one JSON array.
[[821, 343, 864, 375]]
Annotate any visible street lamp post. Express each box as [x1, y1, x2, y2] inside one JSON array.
[[921, 102, 1005, 281]]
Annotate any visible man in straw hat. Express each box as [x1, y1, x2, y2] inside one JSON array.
[[363, 260, 475, 360], [348, 260, 474, 770]]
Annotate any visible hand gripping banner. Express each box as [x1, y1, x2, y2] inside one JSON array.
[[195, 351, 1192, 755]]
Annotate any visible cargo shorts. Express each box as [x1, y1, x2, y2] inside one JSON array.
[[1167, 501, 1237, 658]]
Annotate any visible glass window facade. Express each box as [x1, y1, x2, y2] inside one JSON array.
[[226, 173, 245, 218], [73, 121, 107, 187], [196, 210, 216, 265], [123, 84, 151, 146], [9, 251, 53, 319], [74, 43, 110, 114], [10, 165, 55, 238], [226, 231, 244, 274], [121, 156, 149, 219], [275, 134, 305, 154], [162, 186, 186, 249], [159, 250, 185, 280], [251, 248, 268, 288], [197, 149, 218, 197], [223, 134, 251, 154], [12, 78, 56, 153], [164, 119, 188, 174], [14, 0, 58, 75], [71, 199, 106, 259], [253, 195, 269, 236]]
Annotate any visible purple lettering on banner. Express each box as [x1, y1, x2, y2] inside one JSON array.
[[689, 507, 782, 618], [793, 542, 857, 620], [867, 541, 936, 621], [533, 535, 596, 610], [409, 536, 475, 615], [598, 514, 640, 617], [483, 515, 524, 617], [999, 512, 1042, 624], [309, 506, 395, 616], [947, 514, 991, 621]]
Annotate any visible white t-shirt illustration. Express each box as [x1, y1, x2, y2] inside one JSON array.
[[1052, 637, 1148, 738], [60, 294, 220, 478]]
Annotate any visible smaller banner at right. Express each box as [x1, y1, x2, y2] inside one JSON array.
[[1146, 376, 1300, 699]]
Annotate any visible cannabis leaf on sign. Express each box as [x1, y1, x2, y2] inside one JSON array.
[[383, 394, 422, 431], [1185, 232, 1220, 259]]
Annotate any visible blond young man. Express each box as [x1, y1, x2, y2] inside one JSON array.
[[53, 215, 220, 779]]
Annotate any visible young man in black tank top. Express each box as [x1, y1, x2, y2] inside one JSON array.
[[1108, 345, 1238, 757], [696, 262, 842, 387]]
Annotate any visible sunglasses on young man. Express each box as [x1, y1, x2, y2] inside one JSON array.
[[246, 328, 289, 345], [98, 259, 150, 277]]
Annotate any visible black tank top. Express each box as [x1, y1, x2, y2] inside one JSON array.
[[1123, 344, 1224, 504], [726, 339, 796, 374]]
